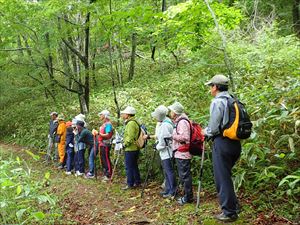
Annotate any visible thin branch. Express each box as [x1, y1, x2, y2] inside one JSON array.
[[62, 38, 87, 64], [0, 47, 31, 52]]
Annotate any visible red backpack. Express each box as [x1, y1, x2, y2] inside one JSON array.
[[176, 118, 205, 156]]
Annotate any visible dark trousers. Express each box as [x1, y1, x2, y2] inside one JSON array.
[[66, 146, 74, 172], [176, 158, 193, 202], [74, 149, 85, 173], [125, 151, 141, 187], [213, 136, 241, 216], [161, 158, 177, 195], [100, 145, 112, 178]]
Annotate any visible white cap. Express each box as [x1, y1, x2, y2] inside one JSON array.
[[168, 102, 184, 115], [151, 105, 168, 121], [120, 106, 136, 115], [98, 110, 110, 118], [50, 112, 58, 116]]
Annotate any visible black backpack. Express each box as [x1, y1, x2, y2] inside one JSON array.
[[221, 95, 253, 140]]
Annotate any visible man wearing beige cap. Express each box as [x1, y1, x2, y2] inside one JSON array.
[[204, 74, 241, 222]]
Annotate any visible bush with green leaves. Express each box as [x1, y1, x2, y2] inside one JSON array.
[[0, 149, 61, 224]]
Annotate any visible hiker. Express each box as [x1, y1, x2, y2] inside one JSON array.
[[120, 106, 141, 190], [56, 114, 67, 169], [150, 105, 176, 198], [75, 120, 95, 176], [91, 110, 113, 181], [168, 102, 193, 205], [65, 121, 74, 175], [46, 112, 58, 161], [204, 74, 241, 222]]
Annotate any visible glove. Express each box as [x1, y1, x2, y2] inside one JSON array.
[[92, 129, 98, 136], [73, 130, 78, 135], [69, 143, 74, 148], [152, 142, 158, 151]]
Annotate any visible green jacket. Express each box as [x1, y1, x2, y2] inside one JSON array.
[[123, 117, 140, 151]]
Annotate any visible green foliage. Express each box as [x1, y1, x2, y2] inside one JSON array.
[[0, 149, 61, 224]]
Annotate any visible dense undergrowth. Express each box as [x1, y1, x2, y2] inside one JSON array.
[[1, 27, 299, 222], [0, 148, 61, 224]]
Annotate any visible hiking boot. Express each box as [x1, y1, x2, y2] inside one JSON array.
[[177, 197, 193, 206], [65, 171, 72, 175], [101, 176, 110, 182], [75, 171, 84, 177], [121, 185, 134, 190], [160, 191, 168, 196], [57, 163, 64, 169], [85, 172, 95, 179], [214, 213, 238, 222], [162, 193, 173, 198]]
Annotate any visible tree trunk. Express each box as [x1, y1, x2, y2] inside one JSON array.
[[293, 0, 300, 37], [128, 33, 137, 81]]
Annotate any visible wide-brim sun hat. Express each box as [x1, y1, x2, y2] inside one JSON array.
[[151, 105, 168, 121], [75, 113, 86, 122], [205, 74, 229, 86], [168, 102, 184, 115], [120, 106, 136, 115]]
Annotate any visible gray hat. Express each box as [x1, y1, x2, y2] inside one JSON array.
[[151, 105, 168, 121], [168, 102, 184, 115], [120, 106, 136, 115], [50, 112, 58, 116], [205, 74, 229, 86]]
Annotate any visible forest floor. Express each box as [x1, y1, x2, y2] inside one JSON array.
[[0, 142, 296, 225]]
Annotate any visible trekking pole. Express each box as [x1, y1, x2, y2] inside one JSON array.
[[93, 135, 97, 180], [195, 143, 205, 213], [141, 142, 156, 198]]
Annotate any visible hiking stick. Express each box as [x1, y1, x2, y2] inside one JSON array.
[[195, 144, 205, 213], [93, 135, 97, 180], [141, 143, 156, 198]]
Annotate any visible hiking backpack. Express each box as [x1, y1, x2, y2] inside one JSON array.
[[221, 96, 253, 140], [132, 120, 147, 149], [176, 118, 205, 156]]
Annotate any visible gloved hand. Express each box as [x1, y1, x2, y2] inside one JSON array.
[[69, 143, 74, 148], [152, 142, 158, 151], [48, 134, 50, 138], [92, 129, 98, 136]]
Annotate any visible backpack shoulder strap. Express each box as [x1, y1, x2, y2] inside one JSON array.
[[129, 119, 141, 139], [175, 118, 192, 141]]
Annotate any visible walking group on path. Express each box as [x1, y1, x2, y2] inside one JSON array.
[[46, 74, 247, 222]]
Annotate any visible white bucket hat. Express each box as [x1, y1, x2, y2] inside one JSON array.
[[151, 105, 168, 121], [75, 113, 86, 122], [168, 102, 184, 115], [98, 110, 110, 118], [120, 106, 136, 115]]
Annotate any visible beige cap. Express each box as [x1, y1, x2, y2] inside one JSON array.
[[205, 74, 229, 86], [120, 106, 136, 115], [168, 102, 184, 115]]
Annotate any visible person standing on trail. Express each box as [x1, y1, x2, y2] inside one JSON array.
[[91, 110, 114, 181], [168, 102, 193, 205], [65, 121, 75, 175], [75, 120, 95, 176], [204, 74, 240, 222], [121, 106, 141, 190], [46, 112, 58, 161], [150, 105, 176, 198], [56, 115, 67, 169]]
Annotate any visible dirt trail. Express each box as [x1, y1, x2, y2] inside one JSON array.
[[0, 142, 241, 225]]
